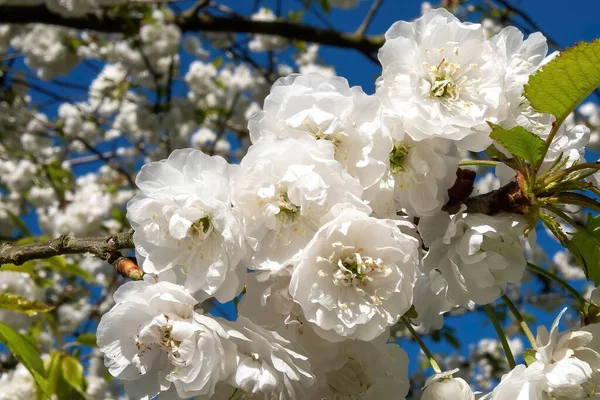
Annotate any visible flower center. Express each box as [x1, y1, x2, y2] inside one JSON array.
[[428, 58, 463, 101], [389, 141, 411, 174], [332, 252, 384, 288], [312, 129, 343, 149], [135, 314, 183, 358], [189, 215, 213, 241]]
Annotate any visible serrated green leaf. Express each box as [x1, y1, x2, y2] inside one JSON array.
[[571, 213, 600, 285], [0, 322, 49, 396], [0, 293, 54, 316], [75, 333, 97, 347], [524, 39, 600, 124], [523, 348, 537, 366], [43, 256, 94, 282], [489, 124, 546, 165]]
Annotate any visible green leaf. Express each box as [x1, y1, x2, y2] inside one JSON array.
[[75, 333, 97, 347], [61, 355, 87, 398], [524, 39, 600, 124], [523, 349, 537, 366], [42, 256, 95, 282], [571, 213, 600, 285], [0, 321, 49, 396], [489, 123, 546, 165], [0, 293, 54, 316]]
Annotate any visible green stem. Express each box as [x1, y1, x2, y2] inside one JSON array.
[[535, 118, 564, 173], [542, 195, 600, 213], [544, 204, 583, 228], [540, 162, 600, 186], [458, 160, 499, 167], [401, 316, 442, 373], [501, 295, 537, 349], [483, 304, 516, 369], [526, 262, 587, 305]]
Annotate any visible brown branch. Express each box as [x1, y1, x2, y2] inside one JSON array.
[[0, 4, 384, 56], [0, 230, 134, 266]]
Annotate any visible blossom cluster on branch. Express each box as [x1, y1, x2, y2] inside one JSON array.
[[1, 1, 600, 400]]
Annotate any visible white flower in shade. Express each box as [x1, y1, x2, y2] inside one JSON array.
[[376, 8, 510, 151], [237, 273, 294, 329], [232, 138, 369, 278], [290, 206, 419, 341], [97, 279, 236, 400], [420, 207, 527, 306], [213, 316, 315, 400], [309, 339, 410, 399], [422, 369, 475, 400], [386, 134, 459, 217], [484, 364, 544, 400], [0, 362, 36, 400], [249, 73, 393, 216], [127, 148, 246, 303], [412, 268, 453, 333]]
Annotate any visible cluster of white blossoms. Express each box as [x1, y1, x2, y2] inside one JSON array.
[[91, 8, 600, 400]]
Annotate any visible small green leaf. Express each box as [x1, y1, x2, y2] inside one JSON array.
[[0, 293, 54, 316], [75, 333, 97, 347], [489, 124, 546, 165], [571, 213, 600, 285], [523, 349, 537, 366], [0, 321, 49, 395], [61, 355, 87, 398], [524, 39, 600, 124], [317, 0, 331, 13]]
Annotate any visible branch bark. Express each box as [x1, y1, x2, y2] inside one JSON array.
[[0, 230, 134, 266], [0, 5, 384, 55]]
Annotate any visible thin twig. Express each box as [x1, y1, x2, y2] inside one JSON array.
[[355, 0, 384, 36]]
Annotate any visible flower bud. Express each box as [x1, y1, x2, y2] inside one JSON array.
[[422, 370, 475, 400]]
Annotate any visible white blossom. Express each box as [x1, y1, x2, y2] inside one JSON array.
[[127, 148, 246, 303], [290, 207, 419, 341], [97, 279, 235, 399], [232, 138, 369, 278], [377, 9, 511, 151], [249, 73, 393, 215], [420, 207, 527, 306]]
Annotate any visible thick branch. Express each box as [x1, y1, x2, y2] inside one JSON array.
[[0, 230, 134, 266], [0, 5, 384, 55]]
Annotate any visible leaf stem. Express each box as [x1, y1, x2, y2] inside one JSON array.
[[401, 316, 442, 373], [458, 160, 499, 167], [483, 304, 516, 369], [540, 162, 600, 186], [526, 262, 587, 305], [501, 295, 537, 349], [535, 119, 563, 173]]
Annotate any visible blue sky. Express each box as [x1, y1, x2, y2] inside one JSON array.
[[19, 0, 600, 384]]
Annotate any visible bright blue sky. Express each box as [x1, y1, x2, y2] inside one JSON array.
[[19, 0, 600, 385]]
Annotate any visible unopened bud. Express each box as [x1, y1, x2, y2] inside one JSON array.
[[113, 256, 144, 280]]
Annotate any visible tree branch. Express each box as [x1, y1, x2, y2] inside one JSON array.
[[0, 230, 134, 266], [0, 5, 384, 56]]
